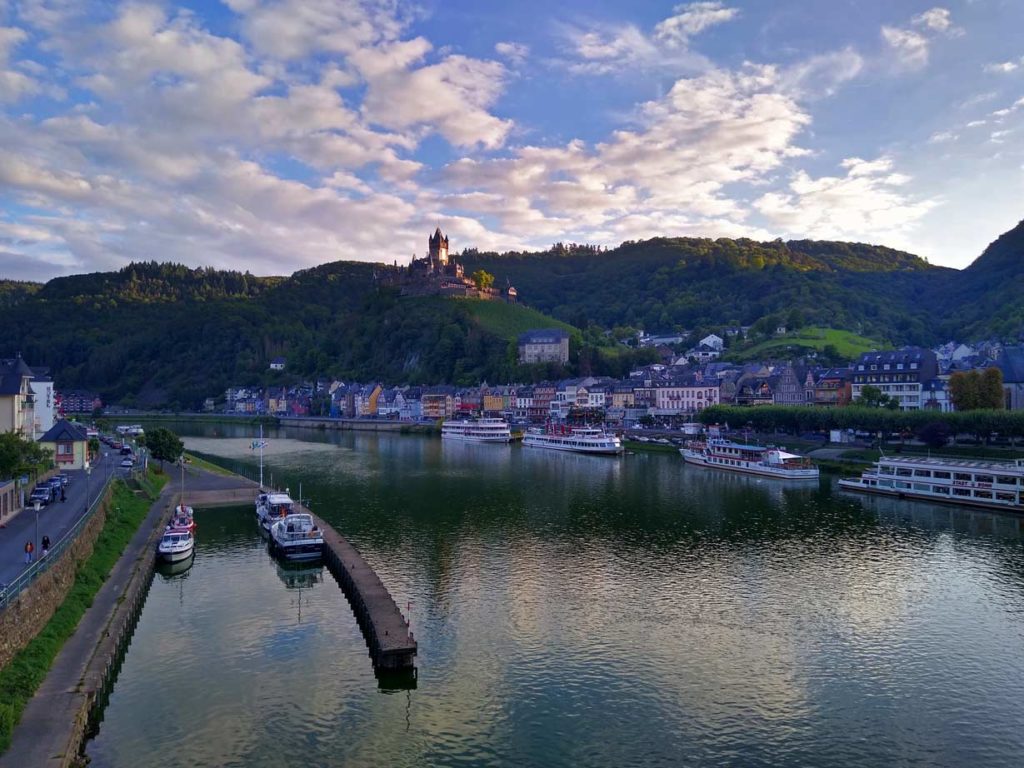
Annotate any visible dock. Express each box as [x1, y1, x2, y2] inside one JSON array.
[[184, 470, 417, 672]]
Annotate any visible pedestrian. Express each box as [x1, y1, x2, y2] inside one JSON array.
[[60, 487, 66, 503], [42, 535, 50, 557], [24, 540, 34, 563]]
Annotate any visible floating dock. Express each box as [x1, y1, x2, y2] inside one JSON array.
[[187, 476, 417, 672]]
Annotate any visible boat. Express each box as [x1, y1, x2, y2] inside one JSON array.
[[256, 491, 295, 533], [441, 417, 512, 443], [680, 437, 819, 480], [168, 504, 196, 533], [838, 454, 1024, 512], [157, 529, 195, 563], [269, 513, 324, 561], [522, 425, 623, 455]]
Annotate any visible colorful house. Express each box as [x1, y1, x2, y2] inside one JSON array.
[[39, 420, 90, 470]]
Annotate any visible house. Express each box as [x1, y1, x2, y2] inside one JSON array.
[[399, 387, 423, 421], [0, 355, 36, 435], [422, 386, 456, 420], [813, 368, 851, 407], [851, 348, 939, 410], [922, 378, 954, 412], [482, 389, 506, 415], [1, 477, 21, 525], [995, 346, 1024, 410], [772, 364, 807, 407], [700, 334, 724, 351], [28, 367, 56, 439], [530, 383, 556, 422], [682, 343, 721, 364], [518, 329, 570, 364], [355, 384, 382, 417], [58, 390, 102, 414], [39, 419, 90, 470], [269, 357, 286, 371], [653, 377, 720, 416]]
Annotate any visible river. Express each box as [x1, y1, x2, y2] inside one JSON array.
[[85, 422, 1024, 767]]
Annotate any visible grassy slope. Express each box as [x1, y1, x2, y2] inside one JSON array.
[[727, 327, 887, 362], [461, 299, 577, 341], [0, 472, 167, 753]]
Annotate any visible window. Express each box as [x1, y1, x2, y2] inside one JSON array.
[[913, 469, 932, 477], [996, 493, 1016, 502], [975, 475, 994, 485], [896, 468, 913, 477], [996, 476, 1017, 486], [934, 486, 950, 495], [953, 488, 972, 497], [878, 466, 894, 475], [933, 471, 951, 479], [974, 491, 993, 499], [954, 473, 972, 482]]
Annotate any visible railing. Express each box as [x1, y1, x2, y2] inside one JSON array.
[[0, 470, 115, 610]]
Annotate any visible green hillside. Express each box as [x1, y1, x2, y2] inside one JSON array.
[[725, 327, 888, 362], [462, 299, 576, 340]]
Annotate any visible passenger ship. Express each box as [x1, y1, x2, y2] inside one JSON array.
[[838, 455, 1024, 512], [441, 417, 512, 443], [522, 425, 623, 455], [681, 437, 819, 480]]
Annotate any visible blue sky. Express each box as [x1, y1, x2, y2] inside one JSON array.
[[0, 0, 1022, 282]]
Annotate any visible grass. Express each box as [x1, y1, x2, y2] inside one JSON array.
[[183, 453, 235, 476], [727, 326, 887, 362], [460, 299, 576, 341], [0, 475, 160, 754], [623, 440, 679, 454]]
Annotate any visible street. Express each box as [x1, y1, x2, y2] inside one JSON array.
[[0, 452, 120, 590]]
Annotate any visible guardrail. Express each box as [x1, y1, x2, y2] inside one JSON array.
[[0, 469, 115, 610]]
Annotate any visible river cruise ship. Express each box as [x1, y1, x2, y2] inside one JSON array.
[[523, 426, 623, 455], [838, 454, 1024, 512], [681, 438, 819, 480], [441, 417, 513, 443]]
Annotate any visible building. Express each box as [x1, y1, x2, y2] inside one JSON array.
[[772, 364, 807, 407], [269, 357, 286, 371], [28, 367, 56, 439], [922, 378, 954, 412], [59, 390, 103, 414], [39, 420, 90, 470], [851, 348, 939, 410], [0, 355, 36, 435], [518, 329, 570, 364], [813, 368, 852, 407], [995, 346, 1024, 410], [422, 385, 456, 420]]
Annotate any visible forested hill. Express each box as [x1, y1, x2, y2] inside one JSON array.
[[461, 237, 956, 343], [3, 222, 1023, 407]]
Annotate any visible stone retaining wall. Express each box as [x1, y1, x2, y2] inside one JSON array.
[[0, 488, 113, 670]]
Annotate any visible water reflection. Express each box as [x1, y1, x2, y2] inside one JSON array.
[[85, 423, 1024, 768]]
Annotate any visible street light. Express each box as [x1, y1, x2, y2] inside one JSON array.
[[86, 464, 92, 514], [33, 500, 40, 565]]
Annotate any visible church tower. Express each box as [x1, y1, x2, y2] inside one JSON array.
[[428, 227, 449, 267]]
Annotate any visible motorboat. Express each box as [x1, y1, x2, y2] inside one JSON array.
[[158, 529, 195, 563], [269, 513, 324, 562]]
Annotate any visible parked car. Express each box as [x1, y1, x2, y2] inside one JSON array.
[[120, 458, 134, 469], [120, 446, 133, 456], [58, 473, 70, 487], [47, 477, 63, 491], [29, 487, 52, 506]]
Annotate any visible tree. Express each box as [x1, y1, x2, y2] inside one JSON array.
[[146, 427, 184, 466], [471, 269, 495, 291], [857, 384, 895, 409], [980, 367, 1005, 409], [0, 431, 52, 479], [949, 371, 980, 411], [917, 421, 952, 448]]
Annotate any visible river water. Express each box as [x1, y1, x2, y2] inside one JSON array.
[[85, 423, 1024, 767]]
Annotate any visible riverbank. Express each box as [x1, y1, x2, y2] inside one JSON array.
[[0, 473, 171, 765]]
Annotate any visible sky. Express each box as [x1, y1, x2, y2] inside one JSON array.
[[1, 0, 1023, 282]]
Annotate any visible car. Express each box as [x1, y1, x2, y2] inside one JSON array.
[[58, 474, 70, 486], [29, 487, 51, 506], [120, 458, 134, 469], [120, 446, 133, 456], [47, 477, 63, 491]]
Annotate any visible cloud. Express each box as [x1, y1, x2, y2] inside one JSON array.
[[653, 2, 738, 47], [495, 41, 528, 65], [985, 57, 1023, 74], [754, 157, 935, 248], [0, 25, 37, 101], [780, 47, 864, 98], [881, 7, 961, 70]]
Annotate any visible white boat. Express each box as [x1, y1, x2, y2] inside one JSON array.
[[441, 417, 512, 443], [158, 529, 195, 563], [256, 491, 295, 533], [269, 513, 324, 561], [523, 425, 623, 455], [681, 437, 819, 480], [838, 454, 1024, 512]]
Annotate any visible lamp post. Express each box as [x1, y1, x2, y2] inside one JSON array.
[[33, 500, 40, 563], [86, 464, 92, 513]]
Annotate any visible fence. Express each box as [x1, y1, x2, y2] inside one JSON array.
[[0, 469, 115, 610]]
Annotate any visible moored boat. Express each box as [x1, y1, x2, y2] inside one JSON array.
[[158, 529, 195, 563], [256, 491, 295, 533], [681, 437, 819, 480], [168, 504, 196, 533], [838, 454, 1024, 512], [269, 513, 324, 561], [522, 425, 623, 455], [441, 417, 512, 443]]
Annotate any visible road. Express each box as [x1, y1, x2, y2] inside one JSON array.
[[0, 452, 121, 590]]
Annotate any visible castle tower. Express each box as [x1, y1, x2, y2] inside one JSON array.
[[429, 227, 449, 267]]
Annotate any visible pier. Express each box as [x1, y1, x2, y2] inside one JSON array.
[[186, 470, 417, 672]]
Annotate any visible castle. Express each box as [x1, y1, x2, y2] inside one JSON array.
[[393, 228, 517, 302]]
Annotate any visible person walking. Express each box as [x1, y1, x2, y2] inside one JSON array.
[[24, 540, 34, 563], [41, 535, 50, 557]]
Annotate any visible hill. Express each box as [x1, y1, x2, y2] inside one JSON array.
[[724, 327, 888, 363], [0, 280, 42, 308], [461, 237, 953, 343]]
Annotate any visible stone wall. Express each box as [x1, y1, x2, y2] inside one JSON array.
[[0, 488, 112, 670]]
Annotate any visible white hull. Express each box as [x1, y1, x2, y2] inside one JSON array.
[[838, 477, 1024, 513], [681, 449, 820, 480], [158, 542, 194, 562], [523, 435, 622, 455], [442, 432, 511, 443]]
